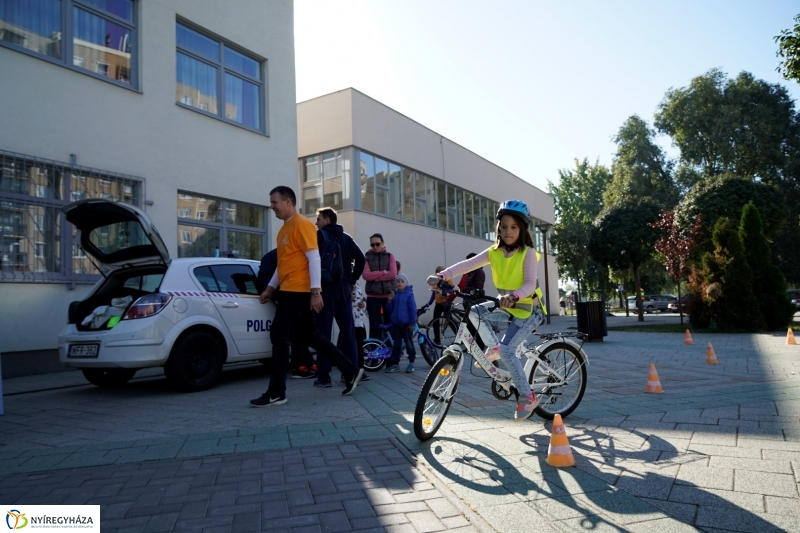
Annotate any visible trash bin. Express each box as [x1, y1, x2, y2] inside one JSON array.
[[576, 301, 607, 342]]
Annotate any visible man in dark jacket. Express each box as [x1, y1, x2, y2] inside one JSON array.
[[257, 249, 316, 378], [313, 207, 366, 387]]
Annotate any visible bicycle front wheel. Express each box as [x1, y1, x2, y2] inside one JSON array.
[[528, 342, 587, 420], [426, 317, 458, 349], [414, 351, 460, 441], [363, 340, 387, 372]]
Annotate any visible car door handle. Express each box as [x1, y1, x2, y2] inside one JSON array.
[[221, 302, 239, 309]]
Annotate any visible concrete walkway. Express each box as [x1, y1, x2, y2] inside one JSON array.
[[1, 315, 799, 532]]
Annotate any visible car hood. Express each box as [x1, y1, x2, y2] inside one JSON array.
[[63, 199, 169, 270]]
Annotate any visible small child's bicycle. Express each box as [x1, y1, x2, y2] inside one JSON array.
[[362, 308, 438, 371], [414, 283, 590, 442]]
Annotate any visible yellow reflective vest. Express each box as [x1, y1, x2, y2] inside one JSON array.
[[488, 246, 546, 319]]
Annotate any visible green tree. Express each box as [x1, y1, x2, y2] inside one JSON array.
[[549, 158, 611, 227], [690, 217, 763, 331], [655, 69, 799, 187], [604, 116, 678, 209], [548, 158, 612, 296], [739, 202, 796, 330], [776, 14, 800, 83], [674, 173, 787, 257], [588, 199, 661, 321]]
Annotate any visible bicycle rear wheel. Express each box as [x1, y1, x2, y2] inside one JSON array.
[[363, 340, 388, 372], [426, 316, 458, 349], [414, 351, 460, 441], [528, 342, 587, 420]]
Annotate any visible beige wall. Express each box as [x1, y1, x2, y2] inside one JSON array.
[[297, 88, 559, 314], [0, 0, 296, 353]]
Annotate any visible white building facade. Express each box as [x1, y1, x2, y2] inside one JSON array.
[[296, 89, 558, 316], [0, 0, 297, 375]]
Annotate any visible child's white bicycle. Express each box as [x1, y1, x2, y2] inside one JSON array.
[[414, 282, 590, 442]]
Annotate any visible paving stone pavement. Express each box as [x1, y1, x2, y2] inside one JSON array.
[[1, 313, 799, 532]]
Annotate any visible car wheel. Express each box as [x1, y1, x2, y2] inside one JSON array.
[[82, 368, 137, 388], [645, 305, 654, 314], [164, 330, 224, 392]]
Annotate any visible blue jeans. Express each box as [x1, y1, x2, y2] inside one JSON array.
[[389, 324, 415, 366]]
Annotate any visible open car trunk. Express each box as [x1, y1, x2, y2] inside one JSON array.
[[70, 266, 167, 331]]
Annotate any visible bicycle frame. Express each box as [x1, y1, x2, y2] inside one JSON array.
[[448, 300, 590, 398]]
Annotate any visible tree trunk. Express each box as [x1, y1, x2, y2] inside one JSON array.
[[633, 266, 644, 322]]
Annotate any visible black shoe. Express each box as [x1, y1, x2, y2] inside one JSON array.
[[250, 394, 287, 407], [342, 368, 364, 396]]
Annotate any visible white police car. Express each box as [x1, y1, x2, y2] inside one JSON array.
[[58, 199, 275, 392]]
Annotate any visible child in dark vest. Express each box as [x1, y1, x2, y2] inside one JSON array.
[[384, 274, 417, 373]]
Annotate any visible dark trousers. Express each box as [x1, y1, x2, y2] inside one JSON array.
[[290, 339, 315, 369], [342, 325, 367, 369], [366, 296, 389, 339], [389, 324, 416, 366], [431, 302, 448, 342], [267, 291, 357, 397], [315, 282, 357, 380]]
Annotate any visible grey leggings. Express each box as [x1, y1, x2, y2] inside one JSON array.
[[468, 302, 544, 398]]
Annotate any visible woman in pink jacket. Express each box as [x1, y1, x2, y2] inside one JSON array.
[[362, 233, 397, 339]]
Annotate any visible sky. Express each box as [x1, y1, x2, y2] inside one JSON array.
[[294, 0, 800, 194]]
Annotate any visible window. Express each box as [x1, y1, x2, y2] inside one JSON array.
[[301, 149, 353, 214], [193, 264, 260, 295], [178, 208, 191, 218], [175, 21, 264, 132], [0, 149, 142, 283], [177, 192, 267, 260], [0, 0, 137, 88]]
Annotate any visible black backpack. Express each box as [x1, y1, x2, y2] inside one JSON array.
[[318, 230, 343, 284]]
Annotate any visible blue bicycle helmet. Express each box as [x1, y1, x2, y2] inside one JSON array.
[[496, 199, 531, 228]]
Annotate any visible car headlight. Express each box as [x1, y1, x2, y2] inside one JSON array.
[[123, 293, 172, 320]]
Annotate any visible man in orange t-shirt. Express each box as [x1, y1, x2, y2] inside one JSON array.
[[249, 186, 363, 407]]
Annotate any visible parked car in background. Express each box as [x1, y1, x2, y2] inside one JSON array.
[[641, 294, 677, 313], [667, 296, 687, 313], [787, 290, 800, 310]]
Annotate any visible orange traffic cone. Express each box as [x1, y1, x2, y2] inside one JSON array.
[[683, 330, 694, 345], [787, 329, 797, 346], [705, 343, 718, 365], [546, 414, 575, 467], [645, 364, 663, 393]]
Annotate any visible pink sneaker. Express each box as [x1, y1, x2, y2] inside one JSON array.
[[514, 392, 539, 421]]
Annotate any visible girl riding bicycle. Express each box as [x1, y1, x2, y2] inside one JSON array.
[[427, 199, 544, 421]]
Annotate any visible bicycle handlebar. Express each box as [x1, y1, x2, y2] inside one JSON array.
[[434, 279, 500, 313]]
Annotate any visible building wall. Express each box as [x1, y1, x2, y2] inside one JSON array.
[[0, 0, 296, 355], [298, 88, 560, 313]]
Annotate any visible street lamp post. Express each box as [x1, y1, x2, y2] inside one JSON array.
[[535, 223, 553, 325]]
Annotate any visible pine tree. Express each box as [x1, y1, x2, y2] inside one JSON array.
[[692, 217, 764, 331], [739, 202, 795, 330]]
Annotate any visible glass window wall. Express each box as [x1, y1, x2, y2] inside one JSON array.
[[299, 147, 518, 242]]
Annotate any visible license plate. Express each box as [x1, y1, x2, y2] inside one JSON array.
[[68, 344, 100, 358], [454, 322, 467, 344]]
